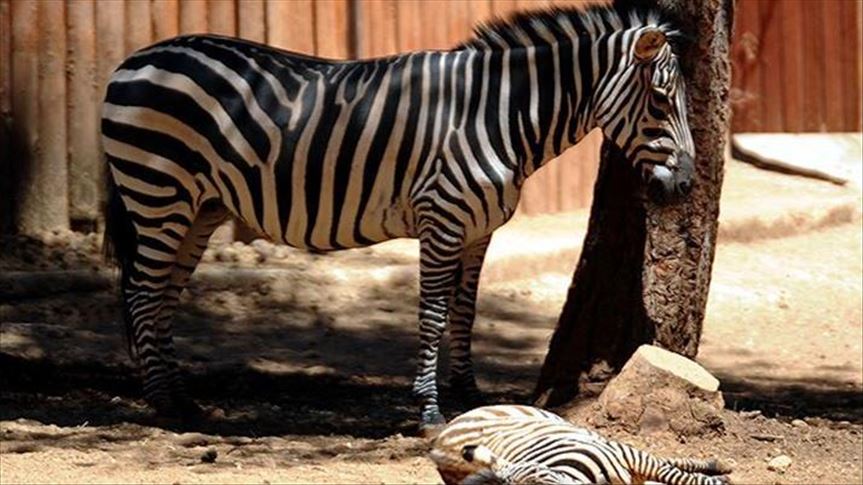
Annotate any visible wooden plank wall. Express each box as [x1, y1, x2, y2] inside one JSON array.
[[731, 0, 863, 133], [1, 0, 861, 233]]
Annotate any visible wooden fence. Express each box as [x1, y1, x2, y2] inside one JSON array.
[[1, 0, 861, 235], [731, 0, 862, 133]]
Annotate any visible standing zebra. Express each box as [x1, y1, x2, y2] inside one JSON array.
[[430, 405, 732, 485], [102, 5, 695, 431]]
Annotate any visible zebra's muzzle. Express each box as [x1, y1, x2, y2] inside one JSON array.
[[644, 151, 694, 205]]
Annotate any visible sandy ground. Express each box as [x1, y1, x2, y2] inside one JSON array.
[[1, 164, 862, 484]]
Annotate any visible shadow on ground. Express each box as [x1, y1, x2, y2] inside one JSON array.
[[715, 372, 863, 424], [0, 267, 543, 439], [2, 250, 861, 443]]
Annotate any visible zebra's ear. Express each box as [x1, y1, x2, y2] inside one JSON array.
[[633, 28, 667, 63]]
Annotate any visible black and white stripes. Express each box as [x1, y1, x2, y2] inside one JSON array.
[[101, 5, 694, 428], [431, 405, 731, 485]]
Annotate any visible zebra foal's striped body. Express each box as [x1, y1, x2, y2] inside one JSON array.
[[431, 405, 732, 485], [102, 6, 694, 428]]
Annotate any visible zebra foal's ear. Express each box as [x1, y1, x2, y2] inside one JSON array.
[[633, 27, 667, 62]]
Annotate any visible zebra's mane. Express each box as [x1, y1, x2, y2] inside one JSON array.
[[458, 5, 679, 51]]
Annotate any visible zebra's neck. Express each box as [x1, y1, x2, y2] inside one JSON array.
[[457, 36, 607, 183]]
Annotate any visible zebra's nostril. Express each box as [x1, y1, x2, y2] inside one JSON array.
[[678, 179, 692, 196], [647, 177, 667, 204]]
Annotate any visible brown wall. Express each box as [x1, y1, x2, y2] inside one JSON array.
[[1, 0, 861, 234], [732, 0, 863, 133]]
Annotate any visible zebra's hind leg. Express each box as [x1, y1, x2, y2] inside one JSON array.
[[120, 200, 227, 418], [664, 457, 733, 476], [624, 444, 732, 485], [156, 202, 229, 415], [448, 235, 491, 408], [654, 464, 732, 485], [413, 229, 463, 435], [118, 213, 193, 416]]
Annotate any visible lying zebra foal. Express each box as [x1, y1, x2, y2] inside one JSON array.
[[430, 405, 732, 485]]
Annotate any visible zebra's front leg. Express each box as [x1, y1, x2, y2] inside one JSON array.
[[448, 235, 491, 407], [413, 236, 462, 435]]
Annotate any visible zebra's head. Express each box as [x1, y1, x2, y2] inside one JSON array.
[[595, 25, 695, 204]]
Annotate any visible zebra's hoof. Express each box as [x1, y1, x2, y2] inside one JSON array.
[[714, 475, 733, 485], [151, 396, 205, 422], [452, 386, 487, 410], [175, 398, 206, 421], [419, 411, 447, 438]]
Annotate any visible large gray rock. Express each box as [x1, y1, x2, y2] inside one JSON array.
[[595, 344, 725, 437]]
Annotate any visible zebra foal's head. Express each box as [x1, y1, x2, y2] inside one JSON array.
[[595, 23, 695, 204]]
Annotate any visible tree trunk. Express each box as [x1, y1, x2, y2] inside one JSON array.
[[534, 0, 734, 408]]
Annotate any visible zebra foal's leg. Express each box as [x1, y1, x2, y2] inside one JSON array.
[[413, 228, 463, 434], [629, 448, 732, 485], [664, 457, 733, 476], [448, 234, 491, 406]]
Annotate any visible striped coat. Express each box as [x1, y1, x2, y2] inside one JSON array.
[[431, 405, 732, 485]]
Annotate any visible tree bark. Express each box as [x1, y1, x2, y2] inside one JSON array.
[[534, 0, 734, 408]]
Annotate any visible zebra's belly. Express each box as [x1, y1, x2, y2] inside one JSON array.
[[275, 197, 417, 251]]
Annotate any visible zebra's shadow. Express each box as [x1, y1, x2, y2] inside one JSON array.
[[0, 258, 554, 439]]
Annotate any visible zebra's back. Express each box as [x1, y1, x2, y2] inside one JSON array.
[[102, 34, 429, 251]]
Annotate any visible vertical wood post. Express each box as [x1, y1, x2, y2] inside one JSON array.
[[67, 0, 101, 228], [179, 0, 208, 34], [208, 0, 237, 36], [315, 0, 350, 59], [125, 0, 153, 52], [152, 0, 180, 40], [238, 0, 266, 42], [10, 0, 39, 234], [16, 0, 69, 234], [0, 0, 12, 233]]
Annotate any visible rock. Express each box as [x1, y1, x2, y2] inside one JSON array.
[[173, 432, 210, 447], [767, 454, 792, 473], [200, 448, 218, 463], [834, 420, 852, 430], [791, 419, 808, 428], [595, 345, 725, 437]]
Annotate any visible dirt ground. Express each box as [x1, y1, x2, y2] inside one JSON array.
[[1, 167, 862, 484]]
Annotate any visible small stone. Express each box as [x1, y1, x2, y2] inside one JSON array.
[[791, 419, 808, 428], [767, 455, 792, 473], [201, 448, 218, 463], [834, 420, 852, 430], [174, 432, 210, 447]]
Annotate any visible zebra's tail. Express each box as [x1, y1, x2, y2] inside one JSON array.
[[102, 173, 139, 361]]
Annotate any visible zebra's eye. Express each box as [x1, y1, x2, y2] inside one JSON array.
[[652, 88, 671, 109]]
